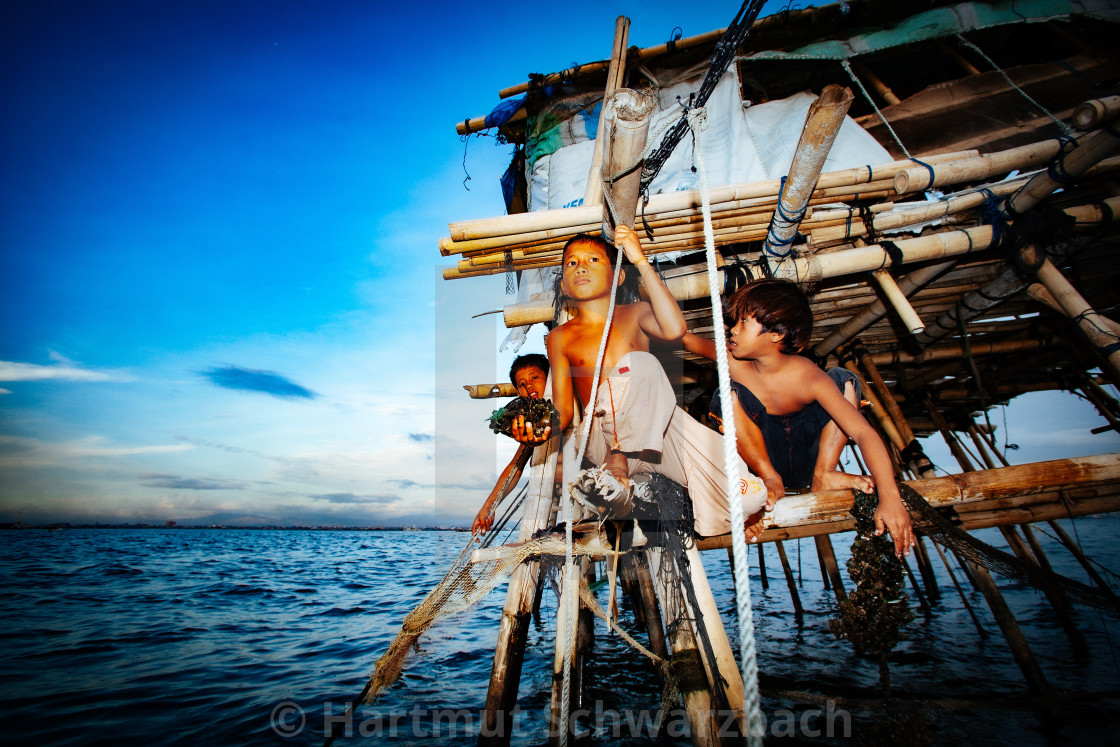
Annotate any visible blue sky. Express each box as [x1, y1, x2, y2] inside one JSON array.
[[1, 1, 1116, 526]]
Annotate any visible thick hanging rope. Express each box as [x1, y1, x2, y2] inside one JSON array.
[[688, 104, 764, 744]]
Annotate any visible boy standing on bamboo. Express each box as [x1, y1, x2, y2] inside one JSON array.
[[509, 225, 768, 538]]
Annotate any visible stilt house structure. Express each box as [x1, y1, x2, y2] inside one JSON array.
[[396, 1, 1120, 743]]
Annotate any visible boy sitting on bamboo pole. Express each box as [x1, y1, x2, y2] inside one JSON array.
[[508, 225, 768, 538], [472, 353, 551, 537], [683, 278, 914, 557]]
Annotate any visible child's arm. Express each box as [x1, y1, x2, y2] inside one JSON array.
[[682, 331, 718, 361], [472, 444, 531, 538], [615, 225, 686, 342], [811, 371, 915, 557]]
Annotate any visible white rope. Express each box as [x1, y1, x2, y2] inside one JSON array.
[[559, 115, 628, 744], [687, 105, 764, 744]]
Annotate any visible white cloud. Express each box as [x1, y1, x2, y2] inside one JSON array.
[[0, 360, 135, 383]]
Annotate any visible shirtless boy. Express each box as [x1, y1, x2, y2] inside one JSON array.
[[683, 278, 914, 556], [472, 353, 550, 537], [510, 225, 767, 538]]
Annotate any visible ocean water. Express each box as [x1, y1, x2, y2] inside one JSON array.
[[2, 520, 1119, 746]]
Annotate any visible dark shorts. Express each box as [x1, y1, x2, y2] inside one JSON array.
[[709, 367, 860, 489]]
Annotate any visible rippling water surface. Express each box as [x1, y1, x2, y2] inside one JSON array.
[[2, 521, 1119, 745]]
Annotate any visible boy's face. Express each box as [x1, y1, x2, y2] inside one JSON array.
[[728, 315, 783, 359], [561, 240, 618, 300], [513, 365, 547, 399]]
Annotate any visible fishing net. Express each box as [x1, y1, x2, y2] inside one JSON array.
[[899, 483, 1120, 616]]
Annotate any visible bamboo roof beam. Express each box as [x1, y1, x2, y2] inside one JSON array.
[[446, 151, 978, 243]]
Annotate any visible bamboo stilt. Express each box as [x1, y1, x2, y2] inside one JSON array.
[[1019, 523, 1087, 648], [481, 474, 558, 745], [682, 545, 747, 737], [648, 548, 721, 746], [757, 542, 769, 591], [931, 538, 988, 638], [900, 556, 931, 615], [774, 540, 804, 616], [925, 396, 977, 473], [1046, 519, 1118, 598], [814, 535, 832, 591], [815, 535, 846, 602], [912, 535, 941, 601], [967, 559, 1053, 693], [629, 550, 669, 660], [852, 341, 936, 477]]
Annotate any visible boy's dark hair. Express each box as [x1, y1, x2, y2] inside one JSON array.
[[726, 278, 812, 354], [555, 233, 639, 308], [561, 233, 619, 266], [510, 353, 549, 383]]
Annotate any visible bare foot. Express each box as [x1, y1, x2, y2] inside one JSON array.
[[812, 470, 874, 494], [743, 510, 765, 543], [605, 450, 629, 489]]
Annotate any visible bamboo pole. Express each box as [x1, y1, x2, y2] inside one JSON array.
[[1034, 259, 1120, 379], [481, 469, 560, 744], [1019, 523, 1087, 647], [495, 27, 728, 100], [1073, 95, 1120, 130], [851, 343, 936, 478], [814, 260, 957, 357], [925, 396, 976, 473], [1006, 128, 1120, 215], [894, 139, 1064, 194], [852, 62, 900, 106], [763, 84, 853, 270], [628, 551, 670, 659], [967, 560, 1052, 693], [465, 383, 518, 399], [697, 488, 1120, 547], [865, 338, 1051, 367], [1046, 519, 1118, 598], [912, 536, 941, 601], [599, 88, 656, 239], [648, 547, 721, 745], [871, 269, 925, 334], [815, 535, 847, 602], [930, 538, 988, 638], [682, 545, 748, 736], [934, 38, 981, 76], [583, 16, 631, 208]]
